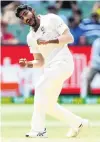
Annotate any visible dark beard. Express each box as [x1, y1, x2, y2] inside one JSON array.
[[31, 16, 37, 27], [31, 16, 39, 32]]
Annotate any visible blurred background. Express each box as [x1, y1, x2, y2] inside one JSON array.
[[1, 0, 100, 102], [1, 1, 100, 141]]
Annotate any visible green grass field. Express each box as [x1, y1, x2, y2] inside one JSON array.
[[1, 104, 100, 142]]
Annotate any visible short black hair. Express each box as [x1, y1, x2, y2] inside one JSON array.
[[74, 9, 82, 16], [68, 16, 75, 23], [15, 5, 32, 18], [47, 5, 57, 10]]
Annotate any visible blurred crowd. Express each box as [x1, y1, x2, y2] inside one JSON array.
[[1, 0, 100, 45]]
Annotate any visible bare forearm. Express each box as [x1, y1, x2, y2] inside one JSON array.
[[49, 34, 74, 45], [58, 33, 74, 44]]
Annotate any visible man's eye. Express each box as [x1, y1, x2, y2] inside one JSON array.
[[24, 12, 27, 16], [20, 17, 23, 20]]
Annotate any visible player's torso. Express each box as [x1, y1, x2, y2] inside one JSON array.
[[33, 15, 60, 40], [30, 15, 65, 59]]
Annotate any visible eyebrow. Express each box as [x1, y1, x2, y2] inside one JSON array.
[[20, 16, 23, 19], [20, 10, 26, 18]]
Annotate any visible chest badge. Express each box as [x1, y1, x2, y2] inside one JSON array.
[[41, 27, 45, 34]]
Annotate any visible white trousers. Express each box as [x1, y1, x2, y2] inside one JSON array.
[[31, 56, 82, 132]]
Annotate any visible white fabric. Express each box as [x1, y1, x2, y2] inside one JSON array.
[[27, 14, 71, 64], [31, 55, 82, 131], [27, 14, 82, 131]]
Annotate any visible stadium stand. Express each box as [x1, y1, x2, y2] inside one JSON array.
[[1, 0, 100, 45]]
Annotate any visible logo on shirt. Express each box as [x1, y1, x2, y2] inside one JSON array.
[[41, 27, 45, 34]]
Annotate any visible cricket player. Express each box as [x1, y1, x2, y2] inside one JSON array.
[[80, 38, 100, 98], [15, 5, 88, 138]]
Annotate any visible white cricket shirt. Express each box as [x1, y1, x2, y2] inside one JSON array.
[[27, 14, 73, 65]]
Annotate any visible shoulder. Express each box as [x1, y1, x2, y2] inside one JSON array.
[[45, 13, 61, 20], [45, 13, 57, 17], [81, 18, 92, 24], [40, 14, 61, 27]]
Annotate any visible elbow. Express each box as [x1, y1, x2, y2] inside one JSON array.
[[64, 34, 74, 44], [69, 34, 74, 44], [71, 35, 74, 43]]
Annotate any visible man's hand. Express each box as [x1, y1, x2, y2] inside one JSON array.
[[19, 58, 27, 67], [37, 39, 49, 45]]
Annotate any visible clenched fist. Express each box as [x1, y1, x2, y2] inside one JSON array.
[[19, 58, 27, 67]]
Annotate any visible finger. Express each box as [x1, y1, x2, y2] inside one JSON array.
[[19, 61, 24, 64], [19, 61, 26, 65], [19, 60, 24, 62], [23, 58, 27, 61], [19, 58, 26, 61], [19, 58, 24, 61]]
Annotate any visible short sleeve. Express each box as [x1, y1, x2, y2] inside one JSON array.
[[27, 33, 40, 53], [50, 14, 68, 35]]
